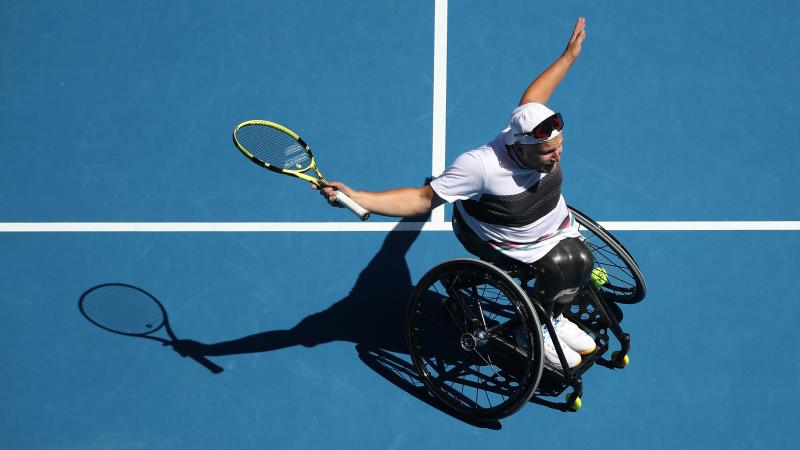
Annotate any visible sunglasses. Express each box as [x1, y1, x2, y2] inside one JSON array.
[[514, 112, 564, 141]]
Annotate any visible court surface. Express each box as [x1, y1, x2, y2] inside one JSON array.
[[2, 1, 799, 449]]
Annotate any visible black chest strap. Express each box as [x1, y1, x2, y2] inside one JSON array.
[[460, 166, 563, 227]]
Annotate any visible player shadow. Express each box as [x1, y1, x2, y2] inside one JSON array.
[[175, 213, 422, 355], [172, 212, 501, 428]]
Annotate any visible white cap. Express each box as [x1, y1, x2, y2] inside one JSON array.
[[503, 102, 561, 146]]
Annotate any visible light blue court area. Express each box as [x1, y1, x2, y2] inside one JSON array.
[[2, 0, 800, 449]]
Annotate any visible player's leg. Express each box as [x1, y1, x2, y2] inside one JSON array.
[[530, 237, 598, 366]]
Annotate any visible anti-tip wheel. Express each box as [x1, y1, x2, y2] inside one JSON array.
[[611, 351, 630, 368], [566, 392, 582, 411]]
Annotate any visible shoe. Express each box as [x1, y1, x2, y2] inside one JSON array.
[[553, 314, 597, 355], [541, 323, 582, 369], [514, 322, 582, 370]]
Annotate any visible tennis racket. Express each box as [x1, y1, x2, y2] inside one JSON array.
[[232, 120, 370, 220], [79, 283, 224, 374]]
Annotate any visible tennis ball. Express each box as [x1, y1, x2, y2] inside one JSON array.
[[295, 163, 303, 169], [591, 267, 608, 286]]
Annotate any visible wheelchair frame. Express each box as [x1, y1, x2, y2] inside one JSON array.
[[405, 206, 647, 421]]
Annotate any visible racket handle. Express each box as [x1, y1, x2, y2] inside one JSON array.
[[334, 191, 371, 221], [190, 354, 224, 374]]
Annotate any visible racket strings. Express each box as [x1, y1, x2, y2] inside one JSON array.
[[236, 125, 312, 170], [82, 286, 165, 335]]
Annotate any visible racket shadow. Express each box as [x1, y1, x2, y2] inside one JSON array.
[[78, 283, 224, 374], [76, 210, 424, 377]]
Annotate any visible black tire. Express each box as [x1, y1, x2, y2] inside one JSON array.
[[569, 206, 647, 304], [406, 259, 544, 421]]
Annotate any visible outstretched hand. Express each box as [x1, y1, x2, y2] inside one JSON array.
[[563, 17, 587, 63], [312, 181, 354, 207]]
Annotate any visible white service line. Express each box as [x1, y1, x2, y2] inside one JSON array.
[[1, 221, 799, 232], [430, 0, 448, 224], [0, 222, 451, 233]]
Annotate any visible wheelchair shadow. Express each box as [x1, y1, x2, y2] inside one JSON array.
[[171, 213, 501, 428], [356, 345, 501, 429]]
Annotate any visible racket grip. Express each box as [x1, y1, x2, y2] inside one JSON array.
[[334, 191, 370, 221], [190, 354, 224, 374]]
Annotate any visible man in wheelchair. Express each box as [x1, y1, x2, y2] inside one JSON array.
[[451, 202, 597, 370], [319, 18, 593, 370]]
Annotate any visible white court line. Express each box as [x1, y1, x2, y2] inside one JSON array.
[[430, 0, 448, 224], [0, 222, 450, 233], [602, 221, 800, 231], [1, 221, 799, 232]]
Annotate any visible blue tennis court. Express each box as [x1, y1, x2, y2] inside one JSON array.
[[2, 1, 799, 448]]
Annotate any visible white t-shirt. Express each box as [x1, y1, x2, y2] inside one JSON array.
[[430, 130, 581, 263]]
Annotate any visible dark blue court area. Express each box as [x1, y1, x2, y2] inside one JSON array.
[[2, 1, 799, 449]]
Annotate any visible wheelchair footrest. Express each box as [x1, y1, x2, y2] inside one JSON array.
[[535, 341, 608, 397]]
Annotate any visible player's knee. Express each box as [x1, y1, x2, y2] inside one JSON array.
[[532, 238, 593, 304]]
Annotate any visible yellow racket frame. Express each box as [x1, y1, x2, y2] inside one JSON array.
[[232, 119, 371, 220], [232, 120, 327, 187]]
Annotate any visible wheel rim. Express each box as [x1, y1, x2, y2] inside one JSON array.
[[407, 260, 542, 420], [570, 207, 647, 304]]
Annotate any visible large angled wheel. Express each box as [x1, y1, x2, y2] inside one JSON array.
[[570, 206, 647, 304], [406, 259, 544, 421]]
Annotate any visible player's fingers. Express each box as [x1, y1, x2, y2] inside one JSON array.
[[325, 181, 346, 190], [325, 190, 342, 206], [570, 17, 582, 39], [319, 186, 340, 204], [325, 181, 352, 196], [571, 17, 586, 42]]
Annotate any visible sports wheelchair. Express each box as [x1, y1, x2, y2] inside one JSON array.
[[405, 206, 646, 421]]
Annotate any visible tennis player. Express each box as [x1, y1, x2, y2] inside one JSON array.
[[319, 17, 594, 369]]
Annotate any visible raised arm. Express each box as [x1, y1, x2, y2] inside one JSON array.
[[517, 17, 587, 106]]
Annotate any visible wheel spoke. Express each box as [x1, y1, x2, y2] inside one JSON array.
[[408, 260, 542, 419], [486, 314, 521, 335], [486, 330, 531, 361]]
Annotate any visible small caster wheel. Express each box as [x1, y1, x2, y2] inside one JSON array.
[[611, 351, 629, 368], [566, 392, 582, 411]]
